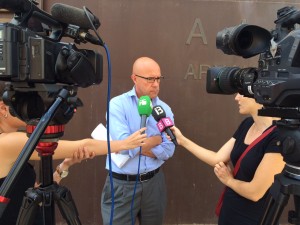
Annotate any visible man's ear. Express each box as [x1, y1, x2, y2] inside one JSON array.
[[131, 74, 137, 84]]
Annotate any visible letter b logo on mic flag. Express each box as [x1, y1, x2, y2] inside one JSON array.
[[162, 117, 174, 126], [157, 121, 165, 132], [153, 106, 165, 118], [156, 118, 174, 132], [152, 105, 178, 146], [152, 105, 166, 121]]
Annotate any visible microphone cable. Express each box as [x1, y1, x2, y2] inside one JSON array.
[[131, 146, 142, 225], [83, 7, 115, 225]]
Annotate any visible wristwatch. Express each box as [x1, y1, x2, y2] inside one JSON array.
[[56, 165, 69, 178]]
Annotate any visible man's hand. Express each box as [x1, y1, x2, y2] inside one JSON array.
[[140, 135, 162, 158]]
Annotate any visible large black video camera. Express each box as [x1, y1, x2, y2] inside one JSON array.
[[0, 23, 102, 86], [206, 6, 300, 118], [0, 0, 103, 123]]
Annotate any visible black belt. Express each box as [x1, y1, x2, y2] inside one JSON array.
[[111, 167, 160, 182]]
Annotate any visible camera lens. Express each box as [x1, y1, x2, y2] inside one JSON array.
[[206, 66, 257, 97], [207, 67, 239, 94]]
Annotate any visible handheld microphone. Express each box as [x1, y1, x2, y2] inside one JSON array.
[[51, 3, 101, 30], [137, 96, 152, 132], [152, 105, 178, 146]]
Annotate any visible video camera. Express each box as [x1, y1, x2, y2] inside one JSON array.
[[206, 6, 300, 119], [0, 0, 103, 123], [206, 7, 300, 224], [0, 2, 105, 222]]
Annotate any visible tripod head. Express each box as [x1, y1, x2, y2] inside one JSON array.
[[0, 87, 85, 225], [2, 82, 82, 125]]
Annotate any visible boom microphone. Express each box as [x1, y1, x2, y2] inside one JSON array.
[[152, 105, 178, 146], [51, 3, 101, 30], [137, 96, 152, 133]]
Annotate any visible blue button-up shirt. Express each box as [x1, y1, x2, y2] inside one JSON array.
[[105, 87, 176, 174]]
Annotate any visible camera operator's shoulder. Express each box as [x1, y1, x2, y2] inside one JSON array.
[[0, 132, 28, 148], [0, 132, 29, 163]]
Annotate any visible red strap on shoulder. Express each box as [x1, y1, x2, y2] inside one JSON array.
[[215, 125, 276, 217], [233, 125, 276, 176]]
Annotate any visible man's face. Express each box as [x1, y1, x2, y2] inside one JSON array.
[[132, 73, 162, 99]]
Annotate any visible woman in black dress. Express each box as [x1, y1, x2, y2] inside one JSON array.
[[170, 94, 285, 225]]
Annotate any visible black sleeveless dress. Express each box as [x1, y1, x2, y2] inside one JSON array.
[[0, 163, 37, 225]]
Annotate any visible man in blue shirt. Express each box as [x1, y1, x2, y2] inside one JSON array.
[[101, 57, 176, 225]]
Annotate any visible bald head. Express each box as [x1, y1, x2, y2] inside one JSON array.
[[132, 57, 160, 75], [131, 57, 162, 99]]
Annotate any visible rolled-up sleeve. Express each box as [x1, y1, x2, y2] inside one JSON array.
[[107, 93, 141, 157], [151, 134, 175, 160]]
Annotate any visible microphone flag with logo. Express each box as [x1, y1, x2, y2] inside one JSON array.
[[152, 105, 178, 146], [137, 96, 152, 132]]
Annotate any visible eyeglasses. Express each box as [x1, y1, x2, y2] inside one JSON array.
[[134, 74, 164, 83]]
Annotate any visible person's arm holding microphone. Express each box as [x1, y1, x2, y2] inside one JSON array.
[[168, 126, 233, 166]]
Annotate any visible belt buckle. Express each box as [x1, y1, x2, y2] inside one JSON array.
[[139, 172, 148, 182]]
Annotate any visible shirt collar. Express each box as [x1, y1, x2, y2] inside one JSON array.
[[129, 86, 159, 105]]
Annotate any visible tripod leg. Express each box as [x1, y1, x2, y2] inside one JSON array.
[[288, 195, 300, 225], [54, 183, 82, 225], [259, 174, 290, 225], [16, 188, 42, 225], [39, 187, 56, 225], [260, 192, 289, 225]]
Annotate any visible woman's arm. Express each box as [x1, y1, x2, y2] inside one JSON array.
[[53, 128, 146, 159], [214, 153, 285, 201], [170, 126, 234, 166], [53, 147, 96, 184], [0, 128, 146, 161]]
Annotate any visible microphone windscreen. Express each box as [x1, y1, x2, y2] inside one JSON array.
[[51, 3, 100, 29], [138, 96, 152, 117], [152, 105, 166, 121]]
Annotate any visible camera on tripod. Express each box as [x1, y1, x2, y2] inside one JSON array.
[[0, 1, 106, 224], [207, 6, 300, 225], [206, 6, 300, 118]]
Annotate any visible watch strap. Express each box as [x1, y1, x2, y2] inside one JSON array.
[[56, 165, 69, 178]]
